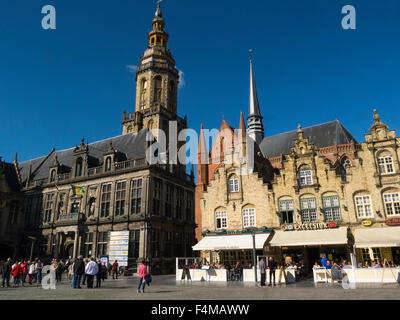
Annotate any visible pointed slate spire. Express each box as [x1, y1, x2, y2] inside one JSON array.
[[248, 50, 261, 117], [247, 50, 264, 145]]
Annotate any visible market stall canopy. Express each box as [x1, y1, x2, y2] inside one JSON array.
[[270, 227, 348, 247], [354, 227, 400, 248], [192, 233, 271, 251]]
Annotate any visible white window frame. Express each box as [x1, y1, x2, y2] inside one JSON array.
[[355, 195, 373, 219], [229, 178, 239, 193], [242, 208, 256, 228], [383, 193, 400, 217], [378, 156, 394, 174], [299, 170, 313, 186], [215, 211, 228, 230]]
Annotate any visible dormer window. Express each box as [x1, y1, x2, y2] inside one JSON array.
[[75, 157, 83, 177], [378, 156, 394, 174], [299, 170, 313, 186]]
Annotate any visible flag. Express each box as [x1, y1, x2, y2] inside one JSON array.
[[71, 185, 85, 196], [0, 200, 6, 208], [55, 184, 63, 201]]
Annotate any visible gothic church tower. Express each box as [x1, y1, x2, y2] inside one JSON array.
[[122, 3, 185, 136]]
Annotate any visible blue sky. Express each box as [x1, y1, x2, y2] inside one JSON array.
[[1, 0, 400, 162]]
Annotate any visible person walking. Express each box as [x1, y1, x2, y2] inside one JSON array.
[[20, 260, 28, 286], [28, 261, 37, 285], [95, 259, 103, 288], [137, 260, 148, 294], [101, 262, 107, 282], [72, 256, 85, 289], [34, 259, 43, 285], [267, 256, 277, 286], [1, 258, 12, 288], [11, 261, 21, 288], [259, 258, 266, 286], [68, 259, 75, 281], [85, 257, 98, 289], [112, 260, 119, 280], [107, 261, 112, 277], [82, 258, 89, 285]]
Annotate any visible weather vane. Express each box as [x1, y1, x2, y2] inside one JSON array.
[[157, 0, 163, 6]]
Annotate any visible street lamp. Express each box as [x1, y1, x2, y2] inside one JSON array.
[[246, 227, 258, 285]]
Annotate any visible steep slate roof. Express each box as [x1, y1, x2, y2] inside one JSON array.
[[259, 120, 357, 158], [19, 130, 149, 183]]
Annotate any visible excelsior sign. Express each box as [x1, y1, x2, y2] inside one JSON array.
[[283, 222, 337, 231], [385, 217, 400, 226]]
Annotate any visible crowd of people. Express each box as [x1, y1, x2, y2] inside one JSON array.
[[312, 256, 399, 270], [1, 257, 150, 293], [0, 258, 44, 288]]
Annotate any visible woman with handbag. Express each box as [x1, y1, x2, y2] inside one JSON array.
[[137, 260, 148, 294]]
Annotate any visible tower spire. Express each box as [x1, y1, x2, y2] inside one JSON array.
[[247, 50, 264, 145]]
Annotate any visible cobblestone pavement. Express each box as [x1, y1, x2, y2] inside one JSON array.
[[0, 275, 399, 300]]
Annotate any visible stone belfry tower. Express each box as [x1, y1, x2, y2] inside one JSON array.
[[122, 2, 186, 136]]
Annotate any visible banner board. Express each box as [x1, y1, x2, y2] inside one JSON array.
[[109, 231, 130, 266]]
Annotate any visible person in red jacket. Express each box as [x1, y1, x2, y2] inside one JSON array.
[[20, 260, 28, 286], [112, 260, 119, 280], [11, 261, 21, 288]]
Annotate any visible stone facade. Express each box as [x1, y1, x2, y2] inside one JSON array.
[[2, 4, 196, 274], [196, 108, 400, 267]]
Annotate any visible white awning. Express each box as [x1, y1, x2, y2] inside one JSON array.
[[270, 227, 348, 247], [192, 233, 271, 251], [354, 227, 400, 248]]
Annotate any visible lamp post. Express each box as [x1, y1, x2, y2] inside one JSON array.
[[246, 228, 258, 285], [28, 236, 37, 261]]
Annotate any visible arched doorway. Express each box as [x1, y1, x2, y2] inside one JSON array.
[[0, 243, 14, 260], [64, 244, 74, 259]]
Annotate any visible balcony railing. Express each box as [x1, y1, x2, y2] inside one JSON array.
[[59, 213, 79, 221], [115, 159, 147, 171], [88, 166, 103, 176], [58, 173, 71, 182]]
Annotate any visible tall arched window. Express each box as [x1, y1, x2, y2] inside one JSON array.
[[154, 76, 162, 103], [105, 157, 112, 172], [140, 78, 147, 104], [75, 157, 83, 177], [50, 169, 56, 182]]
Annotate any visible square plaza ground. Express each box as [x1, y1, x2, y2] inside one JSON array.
[[0, 275, 399, 300]]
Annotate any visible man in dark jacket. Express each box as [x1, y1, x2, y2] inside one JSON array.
[[1, 258, 12, 288], [72, 256, 85, 289], [267, 257, 278, 286]]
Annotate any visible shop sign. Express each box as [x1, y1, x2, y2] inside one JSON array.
[[283, 222, 338, 231], [385, 217, 400, 226], [362, 220, 372, 227]]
